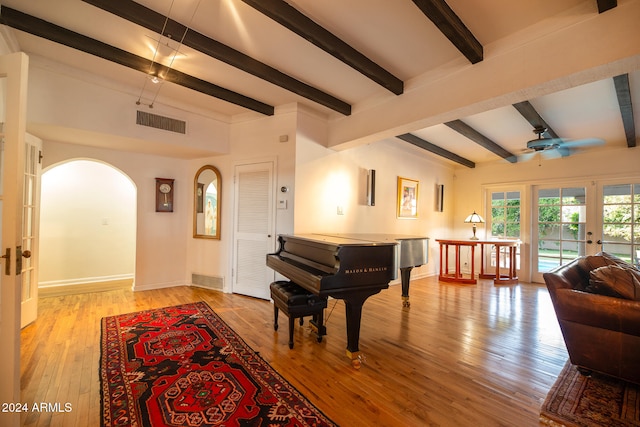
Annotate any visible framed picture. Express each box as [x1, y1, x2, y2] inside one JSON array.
[[397, 177, 419, 219]]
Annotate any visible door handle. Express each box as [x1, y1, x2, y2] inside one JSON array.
[[1, 248, 10, 275]]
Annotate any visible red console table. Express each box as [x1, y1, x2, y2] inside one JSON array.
[[478, 240, 520, 284], [436, 239, 520, 285], [436, 239, 478, 284]]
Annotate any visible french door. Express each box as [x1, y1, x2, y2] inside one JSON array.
[[532, 184, 598, 283], [532, 180, 640, 282], [21, 134, 41, 328], [0, 52, 29, 427], [599, 181, 640, 266]]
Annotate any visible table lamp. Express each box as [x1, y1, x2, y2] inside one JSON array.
[[464, 211, 484, 240]]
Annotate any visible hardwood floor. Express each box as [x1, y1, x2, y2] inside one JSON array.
[[20, 276, 568, 426]]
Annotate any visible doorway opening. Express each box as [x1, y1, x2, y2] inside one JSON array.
[[39, 159, 137, 296]]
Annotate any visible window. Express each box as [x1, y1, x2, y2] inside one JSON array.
[[490, 191, 521, 271], [491, 191, 521, 238]]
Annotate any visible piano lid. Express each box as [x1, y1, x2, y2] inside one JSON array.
[[312, 233, 428, 243], [311, 234, 429, 269], [282, 233, 402, 247]]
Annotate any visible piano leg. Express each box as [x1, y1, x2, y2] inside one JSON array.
[[400, 267, 414, 307], [310, 313, 326, 343], [341, 288, 384, 369]]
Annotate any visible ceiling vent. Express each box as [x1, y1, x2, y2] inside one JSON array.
[[136, 110, 186, 134]]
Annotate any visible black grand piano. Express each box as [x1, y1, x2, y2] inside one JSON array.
[[266, 233, 428, 366]]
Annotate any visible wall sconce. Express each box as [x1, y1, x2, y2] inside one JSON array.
[[464, 211, 484, 240]]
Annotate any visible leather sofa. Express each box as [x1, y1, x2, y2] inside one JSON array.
[[543, 252, 640, 384]]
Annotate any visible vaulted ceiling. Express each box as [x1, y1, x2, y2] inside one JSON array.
[[1, 0, 638, 166]]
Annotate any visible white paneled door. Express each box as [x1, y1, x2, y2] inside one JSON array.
[[232, 161, 275, 299], [0, 52, 29, 427]]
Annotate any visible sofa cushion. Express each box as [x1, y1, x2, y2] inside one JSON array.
[[597, 251, 640, 269], [587, 264, 640, 300], [578, 254, 616, 272], [575, 255, 616, 290]]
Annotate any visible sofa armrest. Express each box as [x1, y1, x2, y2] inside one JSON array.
[[543, 259, 589, 292], [554, 288, 640, 336]]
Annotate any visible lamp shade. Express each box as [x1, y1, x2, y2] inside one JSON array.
[[464, 211, 484, 224]]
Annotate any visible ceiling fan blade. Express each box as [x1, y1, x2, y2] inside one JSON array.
[[517, 150, 537, 162], [559, 138, 605, 148], [542, 148, 564, 159]]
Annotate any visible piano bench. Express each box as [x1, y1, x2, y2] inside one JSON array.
[[270, 280, 327, 349]]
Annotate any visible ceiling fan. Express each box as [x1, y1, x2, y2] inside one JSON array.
[[520, 125, 604, 161]]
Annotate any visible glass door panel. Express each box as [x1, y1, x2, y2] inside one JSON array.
[[21, 137, 41, 327], [534, 186, 591, 281], [601, 183, 640, 266]]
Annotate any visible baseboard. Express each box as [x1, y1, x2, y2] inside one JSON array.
[[39, 278, 133, 297], [133, 280, 185, 292]]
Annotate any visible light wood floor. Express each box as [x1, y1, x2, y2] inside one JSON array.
[[20, 276, 568, 426]]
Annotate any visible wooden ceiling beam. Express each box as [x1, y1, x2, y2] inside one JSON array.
[[396, 133, 475, 168], [445, 120, 517, 163], [512, 100, 561, 140], [0, 6, 275, 115], [613, 74, 637, 148], [597, 0, 617, 13], [411, 0, 483, 64], [83, 0, 351, 115], [240, 0, 403, 95]]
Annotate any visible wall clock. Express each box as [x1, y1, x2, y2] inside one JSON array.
[[155, 178, 174, 212]]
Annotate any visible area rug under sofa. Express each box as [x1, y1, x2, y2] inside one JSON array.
[[540, 360, 640, 427]]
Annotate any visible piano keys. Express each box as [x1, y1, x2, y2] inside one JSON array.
[[266, 233, 428, 366]]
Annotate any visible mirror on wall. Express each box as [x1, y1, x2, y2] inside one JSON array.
[[194, 165, 221, 239]]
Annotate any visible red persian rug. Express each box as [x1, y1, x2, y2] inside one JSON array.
[[540, 360, 640, 427], [100, 302, 336, 427]]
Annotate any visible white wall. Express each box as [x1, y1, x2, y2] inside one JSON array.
[[31, 63, 300, 293], [39, 160, 136, 287], [185, 107, 298, 291], [294, 137, 455, 278], [41, 141, 191, 290], [27, 59, 230, 157]]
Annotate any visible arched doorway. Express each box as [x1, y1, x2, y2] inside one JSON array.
[[39, 159, 137, 295]]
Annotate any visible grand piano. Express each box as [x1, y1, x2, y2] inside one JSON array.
[[266, 233, 428, 366]]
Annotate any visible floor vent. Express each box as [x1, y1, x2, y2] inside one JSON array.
[[136, 110, 186, 134], [191, 273, 224, 290]]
